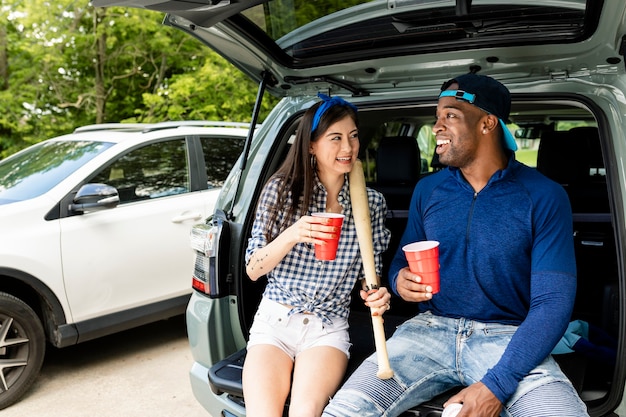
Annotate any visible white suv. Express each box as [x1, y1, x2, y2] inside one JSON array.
[[0, 121, 249, 409]]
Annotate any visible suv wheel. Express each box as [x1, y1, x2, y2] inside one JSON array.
[[0, 292, 45, 410]]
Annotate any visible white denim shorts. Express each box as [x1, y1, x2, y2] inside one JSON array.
[[247, 297, 351, 360]]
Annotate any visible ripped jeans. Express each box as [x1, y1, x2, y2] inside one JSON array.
[[323, 312, 589, 417]]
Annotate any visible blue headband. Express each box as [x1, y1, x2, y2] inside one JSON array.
[[311, 93, 358, 133]]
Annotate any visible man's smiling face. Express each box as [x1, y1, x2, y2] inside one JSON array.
[[433, 84, 487, 168]]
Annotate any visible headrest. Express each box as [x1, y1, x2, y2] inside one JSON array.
[[376, 136, 421, 184], [568, 126, 603, 170], [536, 127, 600, 185]]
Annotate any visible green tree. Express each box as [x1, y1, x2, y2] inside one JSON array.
[[1, 0, 106, 155], [0, 0, 267, 158], [91, 6, 211, 123], [134, 50, 278, 123]]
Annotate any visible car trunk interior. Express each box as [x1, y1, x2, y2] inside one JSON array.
[[212, 96, 621, 416]]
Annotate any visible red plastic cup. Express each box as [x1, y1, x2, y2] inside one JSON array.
[[311, 213, 344, 260], [403, 240, 440, 294]]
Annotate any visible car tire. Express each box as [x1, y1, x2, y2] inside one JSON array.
[[0, 292, 45, 410]]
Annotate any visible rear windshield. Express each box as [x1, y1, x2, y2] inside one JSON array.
[[241, 0, 596, 61]]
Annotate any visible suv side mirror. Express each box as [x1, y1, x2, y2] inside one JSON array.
[[69, 183, 120, 214]]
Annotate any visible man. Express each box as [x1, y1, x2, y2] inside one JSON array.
[[323, 73, 589, 416]]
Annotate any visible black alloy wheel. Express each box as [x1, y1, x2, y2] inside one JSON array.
[[0, 292, 45, 409]]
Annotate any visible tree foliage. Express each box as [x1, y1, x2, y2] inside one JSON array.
[[0, 0, 269, 158], [132, 50, 277, 123]]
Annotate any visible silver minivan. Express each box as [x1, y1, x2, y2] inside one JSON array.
[[92, 1, 626, 415]]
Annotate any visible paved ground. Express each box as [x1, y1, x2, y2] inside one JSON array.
[[3, 315, 208, 417]]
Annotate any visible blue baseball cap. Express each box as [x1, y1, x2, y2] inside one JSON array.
[[439, 73, 517, 151]]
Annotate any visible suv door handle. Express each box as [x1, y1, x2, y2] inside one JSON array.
[[172, 211, 203, 223]]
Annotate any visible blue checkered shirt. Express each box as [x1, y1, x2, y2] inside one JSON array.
[[246, 174, 390, 324]]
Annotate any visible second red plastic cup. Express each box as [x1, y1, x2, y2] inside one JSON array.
[[311, 213, 344, 261], [402, 240, 440, 294]]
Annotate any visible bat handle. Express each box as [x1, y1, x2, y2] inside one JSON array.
[[371, 315, 394, 379]]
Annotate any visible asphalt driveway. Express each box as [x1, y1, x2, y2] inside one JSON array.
[[3, 315, 207, 417]]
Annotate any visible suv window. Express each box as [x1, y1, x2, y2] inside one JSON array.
[[200, 136, 245, 189], [93, 138, 189, 203], [515, 122, 598, 169]]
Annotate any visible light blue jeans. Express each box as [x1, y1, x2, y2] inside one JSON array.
[[323, 312, 589, 417]]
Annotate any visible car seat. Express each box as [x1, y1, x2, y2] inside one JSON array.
[[536, 126, 616, 396], [370, 135, 421, 210], [536, 126, 608, 213]]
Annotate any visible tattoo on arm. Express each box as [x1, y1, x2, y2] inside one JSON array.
[[249, 251, 269, 271]]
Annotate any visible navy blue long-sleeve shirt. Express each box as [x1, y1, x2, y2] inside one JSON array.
[[389, 155, 576, 403]]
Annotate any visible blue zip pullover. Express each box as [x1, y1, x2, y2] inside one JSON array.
[[388, 155, 576, 403]]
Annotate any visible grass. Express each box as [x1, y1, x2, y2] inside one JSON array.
[[516, 148, 538, 167]]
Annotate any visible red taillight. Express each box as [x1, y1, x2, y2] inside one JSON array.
[[192, 277, 206, 293]]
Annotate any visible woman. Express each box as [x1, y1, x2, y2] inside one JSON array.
[[242, 93, 392, 417]]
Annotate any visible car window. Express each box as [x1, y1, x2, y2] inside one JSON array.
[[515, 122, 598, 169], [0, 140, 114, 205], [200, 136, 245, 189], [366, 117, 598, 174], [418, 122, 528, 170], [242, 0, 371, 40], [92, 139, 189, 203], [362, 121, 429, 182]]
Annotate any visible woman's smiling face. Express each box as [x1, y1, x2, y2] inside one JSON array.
[[310, 116, 360, 178]]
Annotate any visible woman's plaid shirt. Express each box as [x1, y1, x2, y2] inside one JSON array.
[[245, 174, 390, 324]]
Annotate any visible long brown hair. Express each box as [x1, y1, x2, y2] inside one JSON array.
[[263, 99, 358, 241]]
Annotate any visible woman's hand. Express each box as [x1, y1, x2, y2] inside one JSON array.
[[247, 215, 339, 281], [360, 285, 392, 316], [290, 215, 340, 245]]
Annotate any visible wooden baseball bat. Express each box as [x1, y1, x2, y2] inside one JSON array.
[[349, 159, 394, 379]]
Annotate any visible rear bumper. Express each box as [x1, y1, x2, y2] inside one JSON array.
[[189, 361, 246, 417], [186, 291, 247, 415]]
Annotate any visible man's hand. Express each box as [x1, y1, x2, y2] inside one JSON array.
[[444, 382, 502, 417], [395, 267, 434, 302]]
